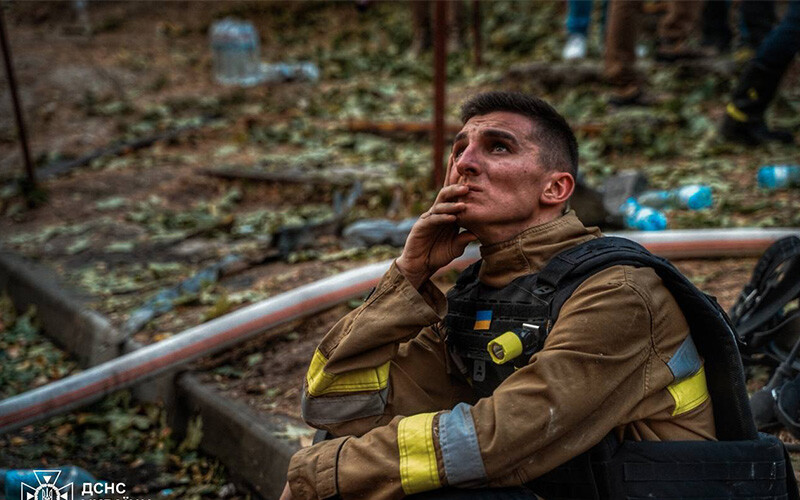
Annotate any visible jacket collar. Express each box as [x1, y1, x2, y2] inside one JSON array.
[[477, 211, 601, 288]]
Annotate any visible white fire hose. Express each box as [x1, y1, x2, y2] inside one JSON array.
[[1, 227, 797, 434]]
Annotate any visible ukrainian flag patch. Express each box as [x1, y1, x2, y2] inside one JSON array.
[[473, 310, 492, 330]]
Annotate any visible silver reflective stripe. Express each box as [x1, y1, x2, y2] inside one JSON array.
[[668, 335, 702, 380], [301, 387, 388, 425], [439, 403, 487, 487]]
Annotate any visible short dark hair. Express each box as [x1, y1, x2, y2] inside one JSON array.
[[459, 91, 579, 178]]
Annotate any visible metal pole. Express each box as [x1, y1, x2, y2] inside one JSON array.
[[472, 0, 482, 67], [0, 7, 36, 190], [432, 0, 447, 189]]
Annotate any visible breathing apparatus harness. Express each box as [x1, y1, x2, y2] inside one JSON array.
[[731, 235, 800, 360], [444, 236, 799, 500], [729, 236, 800, 441]]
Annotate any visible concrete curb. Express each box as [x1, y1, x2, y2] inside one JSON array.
[[0, 249, 123, 367], [0, 247, 302, 499], [175, 373, 302, 499]]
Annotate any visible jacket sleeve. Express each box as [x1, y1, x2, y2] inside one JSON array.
[[288, 266, 678, 500], [300, 261, 474, 437]]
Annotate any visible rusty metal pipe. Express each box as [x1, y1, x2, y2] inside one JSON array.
[[0, 7, 35, 190], [432, 0, 447, 189], [472, 0, 482, 67]]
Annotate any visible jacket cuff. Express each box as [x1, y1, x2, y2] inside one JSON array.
[[288, 437, 349, 500], [386, 261, 447, 320]]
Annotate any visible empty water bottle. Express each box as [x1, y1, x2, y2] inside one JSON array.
[[342, 218, 418, 247], [620, 198, 667, 231], [757, 165, 800, 189], [210, 18, 263, 86], [635, 185, 713, 211], [1, 466, 104, 500]]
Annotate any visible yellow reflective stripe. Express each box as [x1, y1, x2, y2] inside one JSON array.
[[306, 349, 391, 396], [667, 366, 709, 416], [398, 412, 441, 494], [726, 103, 749, 122]]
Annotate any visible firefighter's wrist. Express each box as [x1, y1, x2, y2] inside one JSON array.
[[395, 257, 432, 289]]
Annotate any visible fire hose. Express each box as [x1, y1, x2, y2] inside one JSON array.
[[1, 227, 798, 434]]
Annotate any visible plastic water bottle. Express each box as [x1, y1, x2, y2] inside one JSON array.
[[2, 467, 104, 500], [260, 62, 320, 83], [635, 185, 713, 210], [342, 218, 417, 247], [757, 165, 800, 189], [620, 198, 667, 231], [210, 18, 263, 86]]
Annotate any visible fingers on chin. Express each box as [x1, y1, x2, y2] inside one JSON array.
[[426, 213, 457, 223], [431, 202, 465, 214]]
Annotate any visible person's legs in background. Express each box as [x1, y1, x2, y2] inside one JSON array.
[[411, 1, 432, 55], [721, 0, 800, 145], [604, 0, 643, 104], [563, 0, 594, 59], [701, 0, 732, 54], [739, 0, 777, 56], [656, 1, 705, 61]]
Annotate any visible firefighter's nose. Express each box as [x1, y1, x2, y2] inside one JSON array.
[[455, 146, 481, 178]]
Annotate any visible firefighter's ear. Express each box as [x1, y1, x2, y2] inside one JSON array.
[[540, 171, 574, 207]]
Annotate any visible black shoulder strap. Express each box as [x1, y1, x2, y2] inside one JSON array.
[[537, 236, 758, 441], [453, 259, 482, 288], [729, 236, 800, 348]]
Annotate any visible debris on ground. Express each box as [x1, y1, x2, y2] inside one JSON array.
[[0, 292, 245, 498]]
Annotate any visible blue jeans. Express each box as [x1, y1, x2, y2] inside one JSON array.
[[755, 0, 800, 74], [565, 0, 607, 35], [566, 0, 593, 34], [740, 0, 777, 49]]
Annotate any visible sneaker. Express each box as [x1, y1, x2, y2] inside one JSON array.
[[562, 34, 588, 60]]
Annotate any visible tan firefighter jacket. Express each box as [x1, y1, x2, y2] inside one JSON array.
[[287, 211, 716, 500]]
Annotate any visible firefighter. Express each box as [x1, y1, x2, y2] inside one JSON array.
[[280, 92, 789, 500]]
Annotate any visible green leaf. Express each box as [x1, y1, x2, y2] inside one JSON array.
[[212, 365, 244, 378], [105, 241, 136, 253], [66, 237, 91, 255], [95, 197, 127, 210], [246, 353, 264, 367], [179, 416, 203, 452]]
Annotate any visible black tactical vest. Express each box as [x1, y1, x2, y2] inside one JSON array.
[[442, 237, 799, 500], [445, 264, 548, 398]]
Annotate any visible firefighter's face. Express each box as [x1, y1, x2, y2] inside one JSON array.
[[447, 111, 572, 243]]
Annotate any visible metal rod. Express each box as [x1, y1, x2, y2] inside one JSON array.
[[0, 7, 35, 190], [472, 0, 482, 67], [432, 0, 447, 189]]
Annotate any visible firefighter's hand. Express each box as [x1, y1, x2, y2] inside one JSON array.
[[279, 482, 293, 500], [396, 184, 477, 289]]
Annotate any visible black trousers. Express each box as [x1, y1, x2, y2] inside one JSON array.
[[406, 487, 539, 499]]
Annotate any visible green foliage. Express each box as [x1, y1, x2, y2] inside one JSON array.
[[0, 301, 234, 494], [0, 296, 78, 399]]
